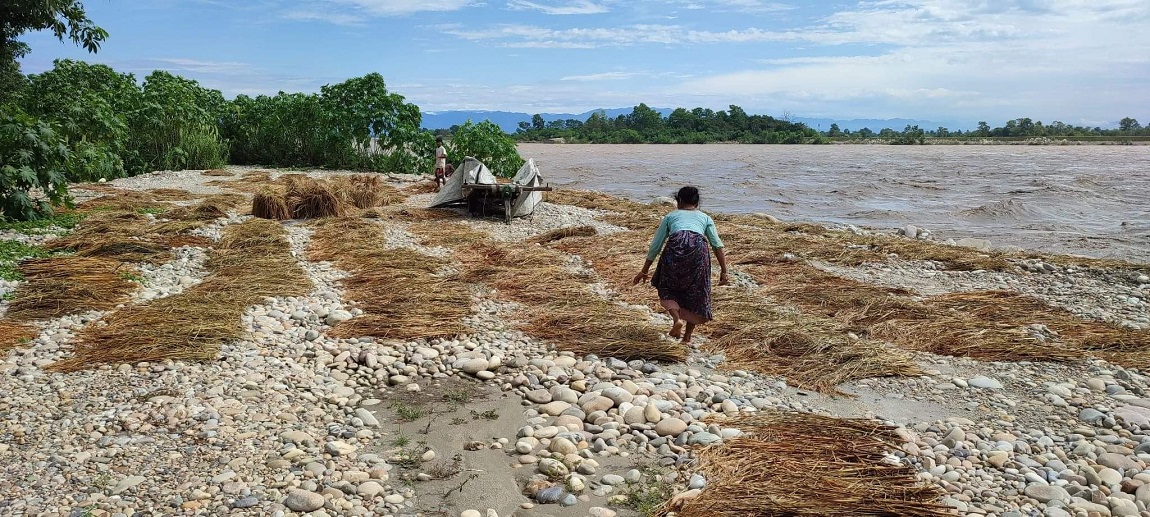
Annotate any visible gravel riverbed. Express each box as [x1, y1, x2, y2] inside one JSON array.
[[1, 167, 1149, 517]]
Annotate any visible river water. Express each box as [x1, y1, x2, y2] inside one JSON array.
[[518, 143, 1150, 263]]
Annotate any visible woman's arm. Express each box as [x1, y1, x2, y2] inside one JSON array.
[[633, 217, 670, 285], [714, 247, 729, 285]]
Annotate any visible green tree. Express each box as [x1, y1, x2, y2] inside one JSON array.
[[449, 120, 524, 177], [1119, 117, 1141, 132], [0, 1, 108, 104], [976, 121, 991, 137], [531, 113, 545, 130], [826, 123, 842, 137]]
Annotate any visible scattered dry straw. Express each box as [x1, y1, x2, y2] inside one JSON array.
[[5, 257, 137, 321], [388, 208, 460, 222], [706, 288, 921, 395], [309, 218, 470, 340], [51, 219, 311, 371], [452, 241, 686, 362], [670, 411, 950, 517], [403, 181, 440, 195], [407, 221, 490, 249], [0, 321, 39, 351], [528, 226, 597, 244], [201, 169, 234, 176]]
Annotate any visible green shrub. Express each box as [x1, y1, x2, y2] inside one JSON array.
[[0, 106, 71, 221], [449, 120, 525, 177]]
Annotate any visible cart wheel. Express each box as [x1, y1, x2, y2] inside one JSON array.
[[504, 197, 513, 224]]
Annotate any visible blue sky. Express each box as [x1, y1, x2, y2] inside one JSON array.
[[19, 0, 1150, 127]]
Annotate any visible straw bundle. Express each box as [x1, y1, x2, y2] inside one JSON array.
[[528, 225, 598, 244], [52, 219, 311, 371], [329, 174, 404, 208], [286, 176, 344, 219], [671, 411, 951, 517], [0, 321, 38, 351], [309, 218, 471, 340], [5, 257, 137, 321], [252, 188, 291, 220]]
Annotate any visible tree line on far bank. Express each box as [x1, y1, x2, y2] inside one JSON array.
[[824, 117, 1148, 142], [509, 104, 824, 144], [509, 105, 1148, 145]]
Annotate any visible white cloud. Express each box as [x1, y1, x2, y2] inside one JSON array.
[[506, 0, 610, 15], [560, 71, 640, 81], [281, 0, 474, 23], [150, 58, 255, 75]]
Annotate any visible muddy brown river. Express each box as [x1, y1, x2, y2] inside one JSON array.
[[519, 143, 1150, 263]]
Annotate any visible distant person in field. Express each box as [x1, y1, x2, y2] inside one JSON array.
[[632, 186, 729, 345], [434, 137, 448, 188]]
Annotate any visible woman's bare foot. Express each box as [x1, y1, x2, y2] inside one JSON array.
[[670, 321, 683, 338]]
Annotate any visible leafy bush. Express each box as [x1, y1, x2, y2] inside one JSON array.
[[221, 72, 427, 172], [0, 106, 71, 221], [449, 120, 525, 177], [128, 71, 228, 171], [23, 59, 136, 180]]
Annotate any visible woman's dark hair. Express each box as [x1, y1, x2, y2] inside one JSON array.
[[435, 137, 443, 144], [673, 186, 700, 207]]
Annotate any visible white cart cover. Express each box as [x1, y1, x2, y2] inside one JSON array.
[[429, 156, 496, 208], [510, 158, 543, 217]]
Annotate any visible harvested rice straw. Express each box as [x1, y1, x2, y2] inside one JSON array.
[[670, 411, 951, 517], [52, 219, 310, 371], [309, 218, 472, 340], [528, 226, 598, 244], [544, 188, 653, 213], [5, 257, 138, 321], [450, 241, 688, 362], [287, 176, 345, 219], [0, 321, 39, 351], [408, 221, 490, 249], [252, 188, 291, 220], [201, 168, 234, 176], [403, 180, 440, 195], [706, 288, 921, 394], [388, 207, 460, 222], [205, 170, 275, 193], [550, 230, 660, 310]]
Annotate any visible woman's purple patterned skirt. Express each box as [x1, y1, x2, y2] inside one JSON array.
[[651, 230, 713, 321]]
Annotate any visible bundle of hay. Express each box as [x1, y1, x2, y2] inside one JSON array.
[[286, 176, 344, 219], [252, 188, 291, 220], [330, 174, 406, 208]]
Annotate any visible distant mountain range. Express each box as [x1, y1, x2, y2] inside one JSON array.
[[421, 108, 963, 133]]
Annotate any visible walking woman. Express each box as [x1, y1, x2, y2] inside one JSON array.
[[632, 186, 729, 344]]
